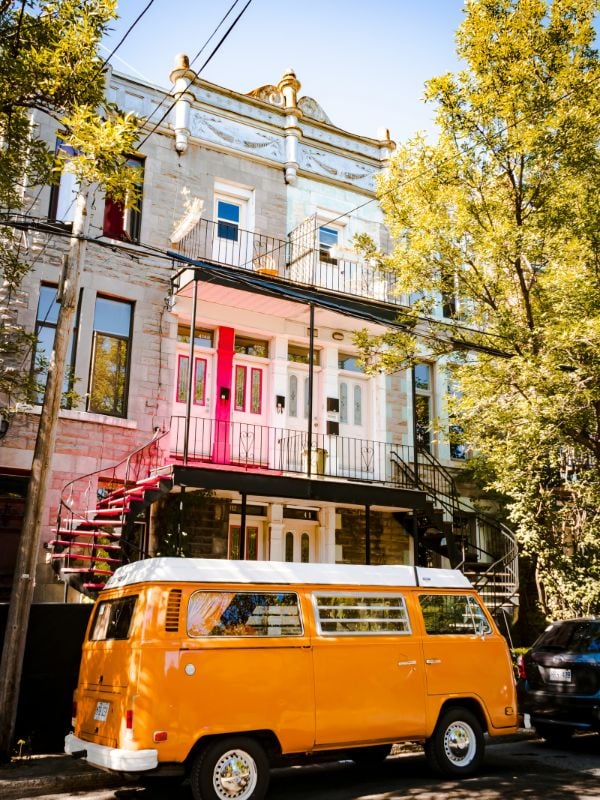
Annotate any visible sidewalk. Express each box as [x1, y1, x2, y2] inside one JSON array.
[[0, 753, 124, 799], [0, 731, 535, 799]]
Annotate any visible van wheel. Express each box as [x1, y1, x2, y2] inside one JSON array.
[[190, 736, 269, 800], [425, 708, 484, 777], [349, 744, 392, 766]]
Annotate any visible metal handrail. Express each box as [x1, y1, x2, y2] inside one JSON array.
[[169, 416, 417, 489]]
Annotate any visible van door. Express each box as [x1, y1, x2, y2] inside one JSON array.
[[417, 592, 516, 729], [311, 591, 426, 746], [179, 588, 315, 754], [76, 594, 139, 748]]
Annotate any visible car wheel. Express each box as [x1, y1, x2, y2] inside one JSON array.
[[190, 737, 269, 800], [534, 723, 576, 747], [349, 744, 393, 766], [425, 707, 484, 777]]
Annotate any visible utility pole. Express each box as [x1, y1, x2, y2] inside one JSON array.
[[0, 185, 90, 761]]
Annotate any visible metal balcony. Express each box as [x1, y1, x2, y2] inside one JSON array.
[[175, 217, 403, 307], [169, 416, 415, 489]]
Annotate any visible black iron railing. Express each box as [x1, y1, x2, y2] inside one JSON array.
[[175, 217, 404, 306], [169, 416, 415, 489]]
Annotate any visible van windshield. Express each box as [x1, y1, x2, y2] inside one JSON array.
[[90, 596, 138, 641]]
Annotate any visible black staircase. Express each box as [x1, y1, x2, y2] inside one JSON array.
[[391, 446, 519, 615]]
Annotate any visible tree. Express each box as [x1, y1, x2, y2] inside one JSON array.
[[0, 0, 141, 760], [0, 0, 138, 409], [357, 0, 600, 627]]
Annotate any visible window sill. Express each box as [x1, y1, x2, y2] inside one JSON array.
[[15, 404, 137, 429]]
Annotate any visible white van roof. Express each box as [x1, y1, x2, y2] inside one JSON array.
[[105, 558, 472, 590]]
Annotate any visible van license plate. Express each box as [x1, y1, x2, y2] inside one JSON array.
[[548, 668, 571, 682], [93, 701, 110, 722]]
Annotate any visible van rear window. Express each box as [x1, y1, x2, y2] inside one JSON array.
[[187, 591, 302, 637], [314, 593, 411, 635], [90, 596, 138, 641], [419, 594, 492, 636]]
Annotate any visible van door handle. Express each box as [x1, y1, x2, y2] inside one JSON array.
[[397, 660, 417, 667], [426, 658, 442, 665]]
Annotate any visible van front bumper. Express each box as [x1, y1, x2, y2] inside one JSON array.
[[65, 733, 158, 772]]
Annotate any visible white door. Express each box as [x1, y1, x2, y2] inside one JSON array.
[[337, 376, 372, 478], [170, 346, 214, 459], [284, 521, 317, 563], [231, 357, 268, 466], [213, 195, 249, 267], [285, 367, 321, 473]]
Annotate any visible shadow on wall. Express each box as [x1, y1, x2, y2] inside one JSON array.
[[0, 603, 94, 754]]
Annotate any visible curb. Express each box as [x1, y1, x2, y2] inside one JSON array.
[[0, 758, 124, 800]]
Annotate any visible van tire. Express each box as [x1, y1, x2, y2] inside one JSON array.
[[425, 708, 484, 777], [190, 736, 270, 800]]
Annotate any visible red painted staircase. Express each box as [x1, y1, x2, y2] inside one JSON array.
[[49, 431, 172, 597]]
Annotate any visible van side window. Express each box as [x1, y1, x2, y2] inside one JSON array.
[[90, 596, 137, 641], [187, 591, 303, 637], [419, 594, 492, 636], [314, 593, 411, 635]]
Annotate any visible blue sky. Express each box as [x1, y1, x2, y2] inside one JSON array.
[[102, 0, 465, 143]]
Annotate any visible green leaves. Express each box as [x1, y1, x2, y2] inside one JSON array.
[[367, 0, 600, 619]]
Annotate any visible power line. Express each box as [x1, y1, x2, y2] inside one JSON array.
[[136, 0, 253, 151]]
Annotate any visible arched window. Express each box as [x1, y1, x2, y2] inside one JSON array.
[[301, 533, 310, 563], [285, 531, 294, 562]]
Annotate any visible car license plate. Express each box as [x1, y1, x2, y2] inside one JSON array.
[[548, 667, 571, 682], [93, 700, 110, 722]]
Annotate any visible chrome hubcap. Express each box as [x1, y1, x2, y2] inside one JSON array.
[[443, 721, 476, 767], [213, 749, 258, 800]]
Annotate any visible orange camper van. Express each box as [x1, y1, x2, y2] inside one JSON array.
[[65, 558, 517, 800]]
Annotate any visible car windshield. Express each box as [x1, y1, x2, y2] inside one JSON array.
[[534, 620, 600, 654]]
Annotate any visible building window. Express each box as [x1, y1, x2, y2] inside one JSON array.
[[340, 382, 348, 423], [216, 199, 240, 241], [414, 363, 433, 451], [234, 365, 246, 411], [229, 526, 258, 560], [176, 355, 206, 405], [289, 374, 298, 417], [88, 296, 133, 417], [319, 225, 338, 264], [102, 155, 144, 243], [48, 141, 79, 224], [301, 532, 310, 563], [304, 377, 310, 419], [353, 385, 363, 426], [177, 325, 214, 348], [234, 336, 268, 357], [285, 531, 294, 562], [250, 368, 262, 414], [33, 284, 79, 407], [287, 345, 320, 365], [338, 353, 364, 372]]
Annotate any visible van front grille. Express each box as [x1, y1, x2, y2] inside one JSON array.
[[165, 589, 182, 632]]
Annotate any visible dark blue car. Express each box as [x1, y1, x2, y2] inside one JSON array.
[[517, 618, 600, 745]]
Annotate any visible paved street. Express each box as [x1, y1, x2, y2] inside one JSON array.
[[19, 734, 600, 800]]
